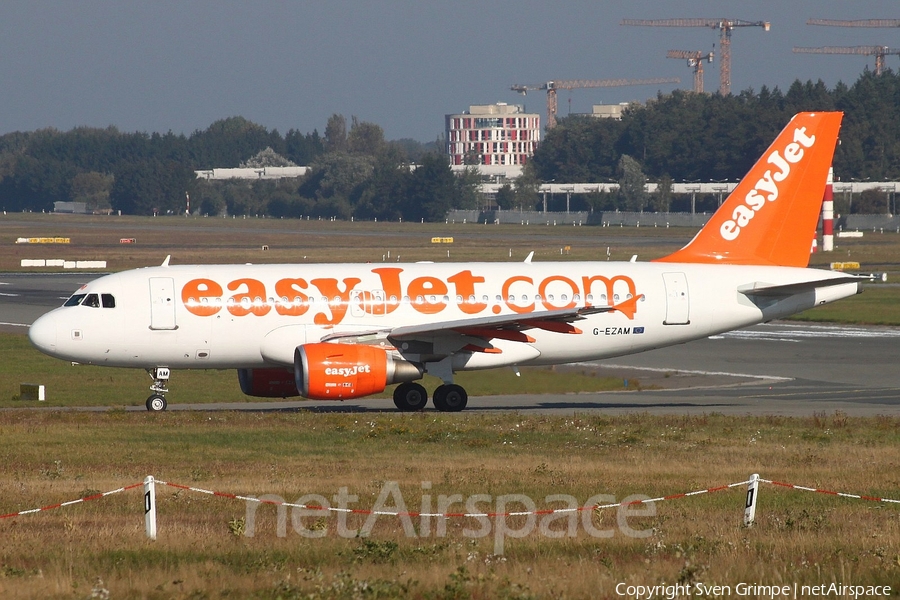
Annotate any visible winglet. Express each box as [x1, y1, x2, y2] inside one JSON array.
[[612, 294, 643, 320], [161, 255, 171, 267], [654, 112, 843, 267]]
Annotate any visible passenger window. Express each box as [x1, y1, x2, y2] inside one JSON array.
[[83, 294, 100, 308], [64, 294, 86, 307], [101, 294, 116, 308]]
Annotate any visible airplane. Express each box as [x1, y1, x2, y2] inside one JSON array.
[[29, 111, 864, 412]]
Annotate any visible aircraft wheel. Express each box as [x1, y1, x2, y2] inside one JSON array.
[[433, 384, 467, 412], [146, 394, 168, 412], [393, 382, 427, 411], [432, 385, 448, 411]]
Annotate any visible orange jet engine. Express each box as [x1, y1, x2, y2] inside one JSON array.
[[294, 343, 424, 399]]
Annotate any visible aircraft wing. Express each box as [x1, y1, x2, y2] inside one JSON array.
[[311, 299, 644, 362], [388, 305, 609, 339], [317, 305, 612, 354], [382, 305, 613, 357]]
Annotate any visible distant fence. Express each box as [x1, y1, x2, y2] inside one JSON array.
[[843, 214, 900, 230], [447, 210, 900, 230], [448, 210, 713, 227]]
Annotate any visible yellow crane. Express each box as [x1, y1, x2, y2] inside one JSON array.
[[666, 50, 714, 92], [622, 18, 770, 95], [510, 77, 679, 129], [793, 46, 900, 75]]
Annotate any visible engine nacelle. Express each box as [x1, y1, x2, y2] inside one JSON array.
[[237, 367, 301, 398], [295, 343, 424, 400]]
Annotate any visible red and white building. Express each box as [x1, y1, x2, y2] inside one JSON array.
[[446, 103, 540, 166]]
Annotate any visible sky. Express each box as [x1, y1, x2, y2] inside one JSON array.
[[1, 1, 898, 145]]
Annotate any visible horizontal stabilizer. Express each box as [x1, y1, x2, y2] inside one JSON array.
[[738, 275, 863, 298]]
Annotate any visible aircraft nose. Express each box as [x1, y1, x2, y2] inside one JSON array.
[[28, 312, 58, 355]]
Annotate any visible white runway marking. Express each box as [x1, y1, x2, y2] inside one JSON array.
[[710, 334, 801, 343], [576, 362, 792, 381], [0, 322, 29, 328], [717, 323, 900, 341]]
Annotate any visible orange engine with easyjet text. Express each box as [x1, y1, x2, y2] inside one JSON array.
[[294, 343, 424, 400]]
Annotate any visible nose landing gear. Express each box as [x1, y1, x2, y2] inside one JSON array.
[[146, 394, 167, 412], [146, 367, 170, 412]]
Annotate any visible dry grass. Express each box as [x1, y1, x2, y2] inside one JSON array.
[[1, 411, 898, 598], [2, 212, 898, 273], [0, 212, 692, 270]]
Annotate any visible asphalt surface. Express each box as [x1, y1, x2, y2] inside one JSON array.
[[3, 273, 899, 416], [0, 272, 91, 332]]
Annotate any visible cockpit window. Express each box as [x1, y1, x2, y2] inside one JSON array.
[[64, 294, 86, 307], [83, 294, 101, 308], [64, 292, 116, 308]]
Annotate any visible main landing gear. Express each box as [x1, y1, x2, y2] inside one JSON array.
[[432, 384, 468, 412], [391, 382, 468, 412], [392, 382, 428, 411], [146, 367, 170, 412]]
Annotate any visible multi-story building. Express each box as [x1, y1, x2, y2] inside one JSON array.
[[445, 103, 540, 167], [591, 103, 629, 120]]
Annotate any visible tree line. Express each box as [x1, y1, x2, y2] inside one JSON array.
[[195, 115, 479, 221], [528, 70, 900, 214], [2, 70, 900, 219]]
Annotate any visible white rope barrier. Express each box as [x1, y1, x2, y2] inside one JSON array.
[[2, 475, 898, 540]]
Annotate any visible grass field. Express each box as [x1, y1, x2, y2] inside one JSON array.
[[4, 211, 898, 272], [0, 212, 690, 269], [1, 411, 898, 599]]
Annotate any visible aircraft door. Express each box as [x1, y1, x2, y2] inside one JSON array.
[[662, 272, 690, 325], [149, 277, 177, 330]]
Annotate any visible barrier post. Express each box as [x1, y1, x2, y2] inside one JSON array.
[[144, 475, 157, 540], [744, 473, 759, 527]]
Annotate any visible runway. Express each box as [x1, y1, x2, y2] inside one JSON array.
[[159, 322, 899, 416], [0, 272, 90, 333], [3, 273, 899, 416]]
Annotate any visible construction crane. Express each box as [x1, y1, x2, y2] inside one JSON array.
[[666, 50, 714, 92], [808, 19, 900, 28], [622, 18, 771, 95], [510, 77, 679, 129], [794, 46, 900, 75]]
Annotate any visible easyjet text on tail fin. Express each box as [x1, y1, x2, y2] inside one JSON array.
[[655, 112, 843, 267]]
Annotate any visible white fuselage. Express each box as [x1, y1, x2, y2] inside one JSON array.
[[28, 261, 859, 372]]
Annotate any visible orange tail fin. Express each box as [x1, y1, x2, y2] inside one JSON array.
[[655, 112, 843, 267]]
